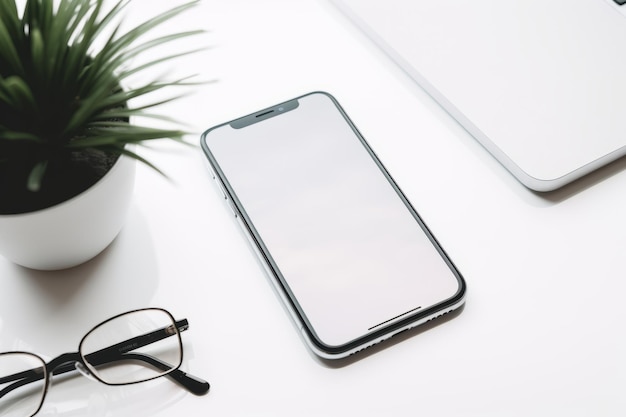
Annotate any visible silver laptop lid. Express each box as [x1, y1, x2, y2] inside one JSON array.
[[333, 0, 626, 191]]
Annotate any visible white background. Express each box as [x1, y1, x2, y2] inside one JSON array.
[[1, 1, 625, 416]]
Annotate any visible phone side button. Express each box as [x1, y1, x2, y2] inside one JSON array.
[[227, 199, 238, 217], [205, 160, 216, 180], [215, 180, 228, 200]]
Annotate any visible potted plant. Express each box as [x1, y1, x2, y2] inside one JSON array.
[[0, 0, 201, 270]]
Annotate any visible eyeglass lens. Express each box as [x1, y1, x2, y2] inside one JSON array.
[[80, 309, 183, 385], [0, 352, 47, 417]]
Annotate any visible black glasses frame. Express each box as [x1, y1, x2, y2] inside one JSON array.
[[0, 308, 210, 417]]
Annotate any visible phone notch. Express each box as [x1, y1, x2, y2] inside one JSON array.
[[230, 99, 300, 129]]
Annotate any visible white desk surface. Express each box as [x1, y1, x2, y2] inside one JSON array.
[[2, 1, 625, 416]]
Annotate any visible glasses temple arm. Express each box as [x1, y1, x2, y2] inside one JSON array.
[[112, 352, 209, 395], [86, 319, 190, 361], [0, 354, 209, 400], [0, 368, 44, 400], [83, 318, 209, 395]]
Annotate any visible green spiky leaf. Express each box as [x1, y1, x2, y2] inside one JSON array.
[[0, 0, 204, 192]]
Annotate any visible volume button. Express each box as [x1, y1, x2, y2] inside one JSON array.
[[227, 199, 238, 217], [215, 179, 227, 200], [206, 162, 216, 179]]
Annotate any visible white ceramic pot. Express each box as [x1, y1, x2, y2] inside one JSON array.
[[0, 154, 136, 270]]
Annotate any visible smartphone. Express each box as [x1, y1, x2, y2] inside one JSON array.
[[200, 92, 466, 359]]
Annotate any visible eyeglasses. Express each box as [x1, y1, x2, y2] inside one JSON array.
[[0, 308, 210, 417]]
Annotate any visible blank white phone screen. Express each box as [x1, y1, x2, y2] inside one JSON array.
[[205, 93, 461, 348]]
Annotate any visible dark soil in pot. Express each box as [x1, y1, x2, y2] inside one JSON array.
[[0, 149, 120, 215]]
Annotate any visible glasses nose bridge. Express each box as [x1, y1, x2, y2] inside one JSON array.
[[46, 352, 84, 380]]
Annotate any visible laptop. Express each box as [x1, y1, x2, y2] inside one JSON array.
[[331, 0, 626, 192]]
